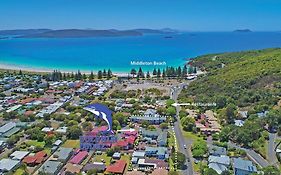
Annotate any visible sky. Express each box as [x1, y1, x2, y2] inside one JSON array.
[[0, 0, 280, 31]]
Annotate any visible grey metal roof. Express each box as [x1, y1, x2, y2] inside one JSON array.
[[0, 159, 20, 171], [0, 122, 16, 134], [233, 158, 257, 172], [39, 160, 62, 175], [53, 147, 72, 162]]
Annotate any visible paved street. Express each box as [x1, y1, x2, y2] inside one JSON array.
[[268, 133, 279, 167], [228, 142, 270, 168], [171, 83, 194, 175]]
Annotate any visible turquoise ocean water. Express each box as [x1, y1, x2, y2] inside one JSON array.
[[1, 32, 281, 73]]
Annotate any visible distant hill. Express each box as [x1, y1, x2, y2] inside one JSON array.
[[179, 48, 281, 108], [233, 29, 252, 33], [0, 28, 177, 38], [0, 29, 51, 36], [18, 29, 143, 38]]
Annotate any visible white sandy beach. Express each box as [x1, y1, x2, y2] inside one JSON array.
[[0, 63, 130, 76]]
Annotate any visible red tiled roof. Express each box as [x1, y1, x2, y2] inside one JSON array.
[[24, 111, 34, 116], [69, 151, 88, 164], [112, 140, 128, 148], [23, 156, 37, 164], [23, 151, 47, 164], [106, 160, 127, 174], [35, 151, 47, 158], [124, 131, 137, 136], [21, 98, 36, 104]]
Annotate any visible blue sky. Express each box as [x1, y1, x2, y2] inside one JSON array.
[[0, 0, 280, 31]]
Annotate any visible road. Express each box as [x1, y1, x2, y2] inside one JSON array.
[[228, 142, 270, 168], [171, 83, 194, 175], [268, 133, 279, 167]]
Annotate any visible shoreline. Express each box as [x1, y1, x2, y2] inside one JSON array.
[[0, 63, 138, 76]]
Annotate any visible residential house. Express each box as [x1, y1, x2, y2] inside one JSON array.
[[22, 151, 47, 166], [0, 159, 20, 173], [233, 158, 257, 175], [52, 147, 73, 163], [208, 155, 230, 174], [131, 151, 145, 164], [83, 162, 106, 173], [151, 168, 168, 175], [106, 160, 127, 174], [61, 163, 83, 175], [69, 150, 88, 164], [39, 160, 62, 175], [10, 150, 29, 160], [145, 146, 168, 160], [208, 145, 227, 156]]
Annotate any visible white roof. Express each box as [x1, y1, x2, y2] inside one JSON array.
[[6, 105, 22, 113], [55, 127, 67, 133], [0, 159, 20, 171], [54, 140, 62, 146], [10, 151, 29, 160], [41, 127, 54, 132]]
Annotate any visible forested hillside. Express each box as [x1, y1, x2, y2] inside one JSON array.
[[179, 48, 281, 110]]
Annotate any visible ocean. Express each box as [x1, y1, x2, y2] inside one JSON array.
[[1, 32, 281, 73]]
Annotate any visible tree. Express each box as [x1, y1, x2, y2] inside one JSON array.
[[89, 71, 94, 81], [107, 69, 112, 79], [166, 106, 176, 116], [82, 122, 93, 132], [172, 151, 186, 169], [177, 66, 182, 77], [44, 135, 55, 146], [82, 73, 87, 80], [7, 135, 20, 145], [168, 171, 180, 175], [130, 68, 137, 78], [153, 68, 157, 76], [203, 168, 219, 175], [87, 168, 99, 175], [67, 126, 82, 139], [141, 120, 149, 128], [157, 68, 161, 78], [97, 70, 103, 79], [181, 117, 195, 131], [113, 112, 127, 126], [262, 166, 280, 175], [160, 123, 169, 130], [225, 104, 236, 124], [102, 69, 107, 77], [146, 71, 150, 79], [192, 140, 208, 158], [137, 67, 144, 78], [182, 65, 187, 77]]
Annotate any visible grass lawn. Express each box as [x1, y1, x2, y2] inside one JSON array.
[[25, 140, 45, 148], [44, 148, 52, 155], [92, 153, 112, 166], [193, 161, 206, 173], [13, 168, 25, 175], [255, 141, 268, 159], [181, 129, 204, 142], [169, 158, 175, 171], [62, 140, 80, 148]]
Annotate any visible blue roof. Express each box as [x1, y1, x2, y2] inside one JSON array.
[[233, 158, 257, 172]]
